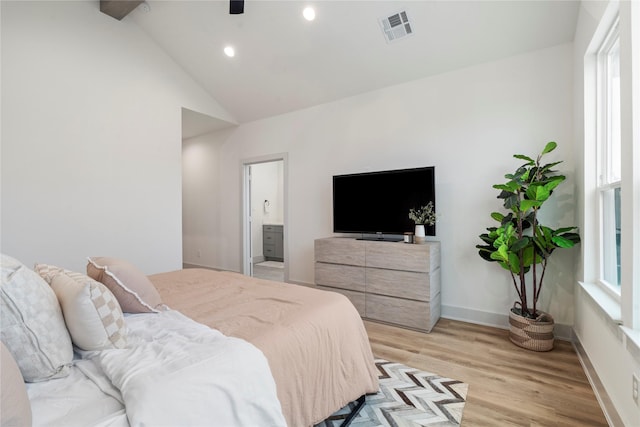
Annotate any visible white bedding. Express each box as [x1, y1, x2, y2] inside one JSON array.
[[26, 361, 127, 427], [28, 310, 286, 427]]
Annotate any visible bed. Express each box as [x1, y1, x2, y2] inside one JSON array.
[[149, 268, 380, 427], [0, 255, 379, 427]]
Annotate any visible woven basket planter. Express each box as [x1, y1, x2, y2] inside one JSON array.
[[508, 309, 555, 352]]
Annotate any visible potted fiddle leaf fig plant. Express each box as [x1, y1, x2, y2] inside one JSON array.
[[476, 142, 580, 351]]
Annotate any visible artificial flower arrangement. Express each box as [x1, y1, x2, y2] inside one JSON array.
[[408, 201, 436, 226]]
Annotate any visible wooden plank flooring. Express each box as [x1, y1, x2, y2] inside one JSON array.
[[365, 318, 608, 426]]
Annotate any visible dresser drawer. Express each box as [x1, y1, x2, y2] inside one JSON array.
[[365, 241, 432, 273], [366, 293, 430, 331], [263, 232, 280, 244], [315, 262, 365, 293], [366, 268, 433, 302], [264, 244, 276, 257], [263, 225, 283, 233], [315, 238, 365, 266]]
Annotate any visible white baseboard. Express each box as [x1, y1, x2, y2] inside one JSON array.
[[441, 304, 573, 341], [573, 332, 624, 427]]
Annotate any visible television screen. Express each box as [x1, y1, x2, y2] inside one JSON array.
[[332, 166, 435, 238]]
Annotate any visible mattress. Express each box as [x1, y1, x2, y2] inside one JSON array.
[[149, 268, 379, 427]]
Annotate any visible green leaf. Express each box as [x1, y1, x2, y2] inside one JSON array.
[[508, 252, 521, 273], [504, 194, 520, 211], [477, 249, 497, 262], [519, 199, 541, 212], [542, 141, 557, 154], [552, 235, 576, 248], [514, 154, 535, 163], [496, 244, 510, 261], [497, 261, 512, 271], [512, 166, 528, 180], [534, 226, 552, 246], [493, 184, 512, 192], [543, 176, 565, 192], [490, 250, 505, 262], [490, 212, 505, 222], [539, 161, 563, 174], [526, 184, 551, 202], [478, 234, 495, 245], [521, 246, 536, 267], [511, 237, 531, 252], [560, 232, 581, 244], [493, 181, 520, 193]]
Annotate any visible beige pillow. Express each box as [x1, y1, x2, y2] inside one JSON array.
[[87, 257, 161, 314], [1, 341, 32, 427], [35, 264, 128, 347], [51, 272, 128, 351], [33, 262, 81, 284], [0, 254, 73, 382]]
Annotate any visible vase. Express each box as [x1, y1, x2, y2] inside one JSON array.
[[508, 308, 554, 351], [414, 224, 426, 244]]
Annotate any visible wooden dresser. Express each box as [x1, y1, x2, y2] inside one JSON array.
[[314, 237, 441, 332], [263, 224, 283, 261]]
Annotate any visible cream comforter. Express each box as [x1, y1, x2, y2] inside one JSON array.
[[149, 269, 379, 427]]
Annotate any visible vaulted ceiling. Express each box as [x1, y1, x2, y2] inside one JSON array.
[[122, 1, 580, 135]]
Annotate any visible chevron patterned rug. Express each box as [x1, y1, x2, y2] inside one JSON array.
[[315, 359, 469, 427]]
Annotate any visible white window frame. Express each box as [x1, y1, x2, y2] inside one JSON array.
[[596, 18, 622, 299], [584, 0, 640, 332]]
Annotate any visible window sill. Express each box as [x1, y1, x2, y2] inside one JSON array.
[[578, 281, 622, 324]]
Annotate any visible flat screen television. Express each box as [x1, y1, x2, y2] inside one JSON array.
[[333, 166, 435, 239]]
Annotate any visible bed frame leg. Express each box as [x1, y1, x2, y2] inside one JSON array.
[[340, 394, 366, 427]]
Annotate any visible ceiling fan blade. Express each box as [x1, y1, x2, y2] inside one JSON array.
[[230, 0, 244, 14]]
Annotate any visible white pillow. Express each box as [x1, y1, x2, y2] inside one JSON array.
[[51, 272, 127, 351], [0, 254, 73, 382]]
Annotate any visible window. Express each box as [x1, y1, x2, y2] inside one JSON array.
[[596, 20, 622, 292]]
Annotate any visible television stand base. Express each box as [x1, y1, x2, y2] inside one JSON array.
[[356, 236, 403, 242]]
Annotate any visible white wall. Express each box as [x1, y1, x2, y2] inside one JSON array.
[[184, 43, 577, 330], [0, 1, 233, 274], [573, 1, 640, 426], [182, 133, 226, 266]]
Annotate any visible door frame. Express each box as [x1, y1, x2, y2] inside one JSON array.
[[241, 153, 289, 282]]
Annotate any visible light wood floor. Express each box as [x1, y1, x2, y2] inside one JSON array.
[[364, 318, 608, 426]]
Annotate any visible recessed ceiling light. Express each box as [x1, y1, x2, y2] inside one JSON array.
[[303, 6, 315, 21], [224, 46, 235, 57]]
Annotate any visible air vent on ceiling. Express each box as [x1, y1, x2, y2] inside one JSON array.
[[379, 10, 413, 43]]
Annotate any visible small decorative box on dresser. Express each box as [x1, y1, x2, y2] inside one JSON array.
[[314, 237, 441, 332], [263, 224, 284, 261]]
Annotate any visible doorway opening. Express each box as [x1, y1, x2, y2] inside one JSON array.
[[242, 155, 288, 282]]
